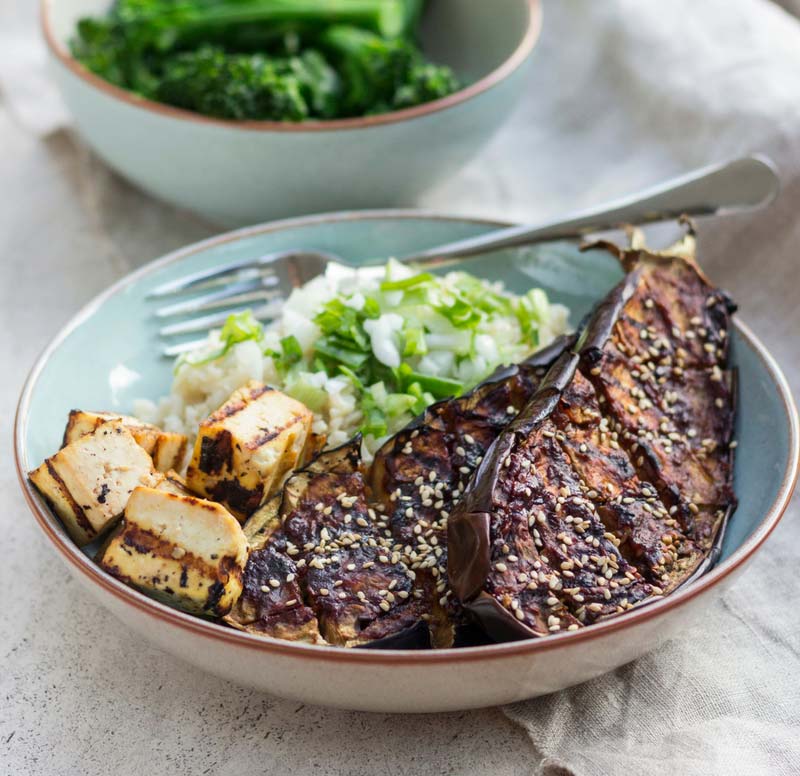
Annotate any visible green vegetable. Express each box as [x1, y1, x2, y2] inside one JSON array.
[[284, 375, 328, 412], [180, 261, 568, 446], [266, 334, 304, 374], [320, 24, 458, 115], [178, 309, 263, 369], [398, 367, 464, 399], [155, 46, 314, 120], [70, 0, 460, 121]]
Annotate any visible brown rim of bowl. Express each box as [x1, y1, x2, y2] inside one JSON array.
[[41, 0, 541, 133], [15, 209, 800, 666]]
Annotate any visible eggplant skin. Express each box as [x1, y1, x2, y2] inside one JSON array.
[[448, 236, 736, 643]]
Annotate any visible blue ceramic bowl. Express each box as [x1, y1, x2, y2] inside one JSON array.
[[15, 213, 799, 712], [42, 0, 541, 226]]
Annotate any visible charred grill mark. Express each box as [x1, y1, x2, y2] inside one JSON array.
[[45, 461, 94, 534], [97, 483, 110, 504], [247, 414, 306, 450], [199, 431, 233, 474], [151, 436, 163, 467], [210, 478, 263, 517], [115, 523, 221, 582], [205, 385, 275, 425], [205, 581, 226, 613]]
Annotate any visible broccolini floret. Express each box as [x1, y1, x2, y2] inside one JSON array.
[[70, 0, 461, 122], [321, 24, 459, 115]]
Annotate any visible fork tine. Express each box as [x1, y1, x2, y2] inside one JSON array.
[[147, 256, 269, 298], [159, 288, 280, 319], [147, 248, 325, 298], [153, 278, 278, 318], [159, 300, 283, 337], [162, 338, 215, 357]]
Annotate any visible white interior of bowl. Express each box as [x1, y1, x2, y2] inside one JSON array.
[[46, 0, 534, 85]]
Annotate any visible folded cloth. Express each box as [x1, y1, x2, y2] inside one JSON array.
[[499, 2, 800, 774]]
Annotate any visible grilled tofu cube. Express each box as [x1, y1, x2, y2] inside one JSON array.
[[99, 487, 248, 616], [186, 381, 313, 520], [154, 469, 194, 497], [63, 410, 187, 472], [29, 421, 161, 546]]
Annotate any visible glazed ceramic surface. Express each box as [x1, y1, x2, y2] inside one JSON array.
[[16, 213, 798, 713], [42, 0, 540, 226]]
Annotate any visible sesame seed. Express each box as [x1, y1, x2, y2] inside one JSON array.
[[171, 547, 186, 559], [495, 562, 508, 572], [318, 588, 329, 596], [379, 601, 391, 612]]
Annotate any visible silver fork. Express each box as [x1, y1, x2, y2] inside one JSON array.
[[151, 155, 779, 357]]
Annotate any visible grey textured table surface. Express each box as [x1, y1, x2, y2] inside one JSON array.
[[2, 1, 799, 775]]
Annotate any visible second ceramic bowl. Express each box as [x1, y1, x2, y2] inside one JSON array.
[[43, 0, 541, 225]]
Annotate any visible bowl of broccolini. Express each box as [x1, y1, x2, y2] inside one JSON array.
[[43, 0, 541, 224]]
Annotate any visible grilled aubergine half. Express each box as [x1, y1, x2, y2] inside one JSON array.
[[368, 336, 571, 647], [447, 232, 737, 641], [226, 437, 431, 648]]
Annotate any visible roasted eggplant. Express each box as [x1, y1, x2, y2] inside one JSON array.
[[448, 231, 736, 642], [228, 438, 431, 647], [369, 336, 572, 646]]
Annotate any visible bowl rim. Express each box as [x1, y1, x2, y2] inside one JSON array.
[[15, 209, 800, 666], [41, 0, 542, 133]]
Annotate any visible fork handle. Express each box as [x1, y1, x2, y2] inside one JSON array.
[[399, 155, 779, 268]]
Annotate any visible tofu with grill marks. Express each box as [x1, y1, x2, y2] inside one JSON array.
[[154, 469, 195, 497], [29, 421, 161, 546], [99, 487, 248, 616], [63, 410, 187, 472], [186, 381, 313, 520]]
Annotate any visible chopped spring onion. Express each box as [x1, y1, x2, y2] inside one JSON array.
[[179, 260, 570, 452]]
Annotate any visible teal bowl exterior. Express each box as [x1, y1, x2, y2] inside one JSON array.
[[15, 213, 799, 712], [42, 0, 541, 226]]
